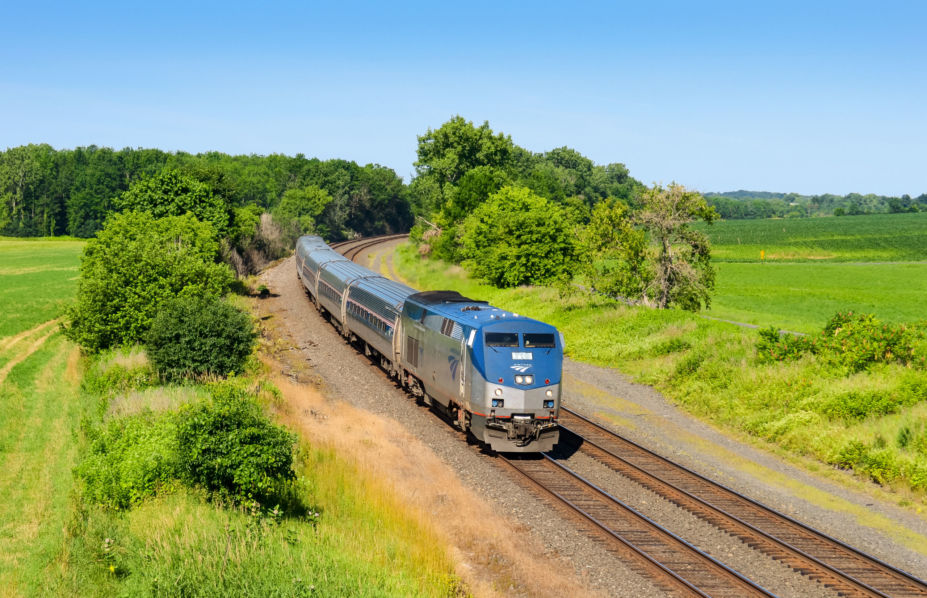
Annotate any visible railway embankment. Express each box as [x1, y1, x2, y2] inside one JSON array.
[[258, 238, 927, 596], [367, 237, 927, 582]]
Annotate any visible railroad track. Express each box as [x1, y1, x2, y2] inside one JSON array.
[[337, 235, 927, 597], [556, 407, 927, 598], [501, 453, 774, 597], [330, 234, 408, 262]]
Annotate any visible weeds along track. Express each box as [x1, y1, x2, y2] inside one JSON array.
[[557, 408, 927, 598]]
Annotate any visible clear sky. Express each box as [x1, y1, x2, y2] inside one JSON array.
[[1, 0, 924, 195]]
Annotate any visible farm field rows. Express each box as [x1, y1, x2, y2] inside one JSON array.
[[701, 213, 927, 331]]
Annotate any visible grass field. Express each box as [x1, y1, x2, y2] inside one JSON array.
[[0, 237, 461, 597], [699, 212, 927, 262], [698, 213, 927, 331]]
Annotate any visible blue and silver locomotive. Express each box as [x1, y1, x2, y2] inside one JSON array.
[[295, 235, 562, 452]]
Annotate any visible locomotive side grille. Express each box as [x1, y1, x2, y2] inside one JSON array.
[[406, 336, 420, 367]]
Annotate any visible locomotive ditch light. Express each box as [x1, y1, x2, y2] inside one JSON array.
[[494, 388, 503, 396], [545, 389, 553, 397]]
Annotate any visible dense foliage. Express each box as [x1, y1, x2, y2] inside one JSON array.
[[77, 383, 297, 509], [458, 186, 576, 287], [116, 169, 231, 235], [64, 211, 234, 352], [0, 144, 412, 240], [411, 117, 720, 310], [176, 384, 297, 503], [146, 297, 256, 379], [411, 116, 641, 260], [757, 312, 927, 373]]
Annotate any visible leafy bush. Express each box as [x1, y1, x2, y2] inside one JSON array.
[[175, 384, 296, 502], [459, 185, 577, 287], [77, 412, 180, 509], [146, 296, 255, 379], [756, 312, 926, 373], [756, 326, 812, 363], [64, 211, 234, 352]]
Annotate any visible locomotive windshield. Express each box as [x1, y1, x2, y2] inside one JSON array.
[[485, 332, 519, 347], [524, 333, 556, 348]]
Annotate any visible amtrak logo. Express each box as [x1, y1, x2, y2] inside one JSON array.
[[448, 355, 460, 380], [510, 364, 531, 373]]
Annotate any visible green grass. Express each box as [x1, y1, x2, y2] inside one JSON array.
[[395, 244, 927, 499], [0, 237, 84, 337], [0, 335, 83, 595], [710, 262, 927, 332], [0, 238, 461, 597], [699, 212, 927, 262], [687, 213, 927, 330]]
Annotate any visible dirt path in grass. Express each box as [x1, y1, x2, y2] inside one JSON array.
[[0, 321, 60, 386], [364, 238, 927, 575]]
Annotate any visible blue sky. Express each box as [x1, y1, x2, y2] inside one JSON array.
[[1, 1, 924, 195]]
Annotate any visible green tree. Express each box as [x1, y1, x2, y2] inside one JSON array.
[[459, 186, 576, 287], [271, 184, 333, 239], [637, 183, 718, 310], [117, 169, 230, 234], [578, 198, 649, 300], [64, 211, 234, 352]]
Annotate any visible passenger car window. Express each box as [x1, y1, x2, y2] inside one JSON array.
[[524, 333, 556, 348], [485, 332, 519, 347]]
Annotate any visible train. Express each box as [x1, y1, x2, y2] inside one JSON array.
[[294, 235, 563, 452]]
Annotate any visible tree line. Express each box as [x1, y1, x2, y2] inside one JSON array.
[[0, 144, 412, 241], [411, 117, 718, 311], [706, 190, 927, 219]]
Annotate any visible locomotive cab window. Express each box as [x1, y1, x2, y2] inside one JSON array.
[[485, 332, 519, 347], [524, 333, 556, 348]]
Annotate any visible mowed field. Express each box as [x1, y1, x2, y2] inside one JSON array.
[[0, 237, 84, 594], [700, 213, 927, 331]]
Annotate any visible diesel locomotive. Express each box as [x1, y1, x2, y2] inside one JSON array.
[[295, 235, 562, 452]]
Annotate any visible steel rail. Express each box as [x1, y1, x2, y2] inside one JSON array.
[[500, 453, 776, 597], [558, 407, 927, 597]]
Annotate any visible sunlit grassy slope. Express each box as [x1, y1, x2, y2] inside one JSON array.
[[0, 238, 460, 597]]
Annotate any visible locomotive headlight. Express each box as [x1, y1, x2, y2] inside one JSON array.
[[524, 375, 534, 384], [514, 375, 524, 384], [545, 389, 553, 397], [494, 388, 503, 396]]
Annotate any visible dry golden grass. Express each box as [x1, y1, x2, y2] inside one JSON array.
[[264, 355, 604, 598]]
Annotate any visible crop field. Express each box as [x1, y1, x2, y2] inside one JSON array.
[[698, 213, 927, 331], [699, 212, 927, 262]]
